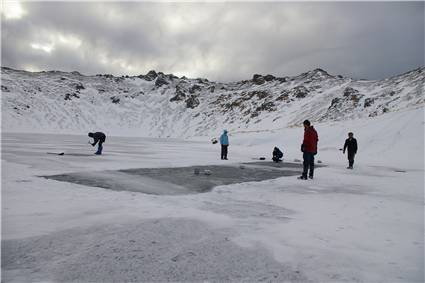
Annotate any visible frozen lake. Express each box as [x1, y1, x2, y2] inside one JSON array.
[[42, 163, 305, 195], [2, 133, 424, 282]]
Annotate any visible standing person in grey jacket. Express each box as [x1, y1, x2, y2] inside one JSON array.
[[343, 132, 358, 169], [220, 130, 229, 160]]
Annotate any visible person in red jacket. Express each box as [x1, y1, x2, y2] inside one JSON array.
[[298, 120, 318, 180]]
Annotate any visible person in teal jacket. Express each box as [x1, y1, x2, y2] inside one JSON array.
[[220, 130, 229, 160]]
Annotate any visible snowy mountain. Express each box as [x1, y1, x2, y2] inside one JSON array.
[[1, 66, 424, 137]]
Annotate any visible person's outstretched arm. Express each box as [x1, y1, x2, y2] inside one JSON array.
[[91, 137, 99, 146]]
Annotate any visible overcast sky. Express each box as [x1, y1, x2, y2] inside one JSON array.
[[1, 1, 424, 81]]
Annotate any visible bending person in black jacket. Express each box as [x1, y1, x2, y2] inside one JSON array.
[[343, 132, 357, 169], [88, 132, 106, 155]]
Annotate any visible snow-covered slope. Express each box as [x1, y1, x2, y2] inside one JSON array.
[[228, 107, 424, 170], [1, 67, 424, 137]]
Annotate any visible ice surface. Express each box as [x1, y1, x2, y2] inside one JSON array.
[[2, 218, 308, 282], [42, 163, 305, 195], [2, 108, 424, 282]]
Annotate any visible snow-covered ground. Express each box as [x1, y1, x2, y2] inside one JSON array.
[[1, 108, 424, 282]]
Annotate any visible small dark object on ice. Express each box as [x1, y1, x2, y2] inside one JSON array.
[[317, 160, 322, 164], [294, 159, 301, 162], [47, 152, 64, 155], [251, 157, 266, 160], [211, 138, 218, 144]]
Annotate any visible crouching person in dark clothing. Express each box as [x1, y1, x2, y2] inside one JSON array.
[[343, 132, 358, 169], [88, 132, 106, 155], [299, 120, 319, 180], [272, 147, 283, 162]]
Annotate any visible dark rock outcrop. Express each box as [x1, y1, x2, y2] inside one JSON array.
[[364, 98, 374, 108], [256, 101, 276, 112], [64, 93, 80, 101], [155, 75, 169, 87], [342, 87, 363, 104], [145, 70, 158, 81], [75, 83, 85, 91], [252, 74, 265, 85], [186, 95, 200, 109], [250, 111, 259, 118], [276, 92, 289, 101], [196, 78, 209, 84], [293, 86, 309, 98], [264, 74, 275, 82], [110, 96, 120, 104], [329, 97, 340, 108], [189, 85, 202, 94], [166, 74, 178, 80], [343, 87, 358, 97], [256, 91, 270, 99], [170, 83, 187, 102]]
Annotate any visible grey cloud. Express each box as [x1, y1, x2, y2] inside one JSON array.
[[1, 2, 424, 81]]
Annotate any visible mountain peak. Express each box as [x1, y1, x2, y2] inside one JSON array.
[[307, 68, 332, 76], [295, 68, 333, 81]]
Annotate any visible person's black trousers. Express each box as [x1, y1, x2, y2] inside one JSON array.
[[302, 152, 315, 178], [348, 152, 355, 167], [221, 145, 228, 159]]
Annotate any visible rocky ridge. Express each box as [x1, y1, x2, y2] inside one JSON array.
[[1, 66, 424, 137]]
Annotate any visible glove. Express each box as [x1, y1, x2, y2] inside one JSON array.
[[300, 144, 305, 152]]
